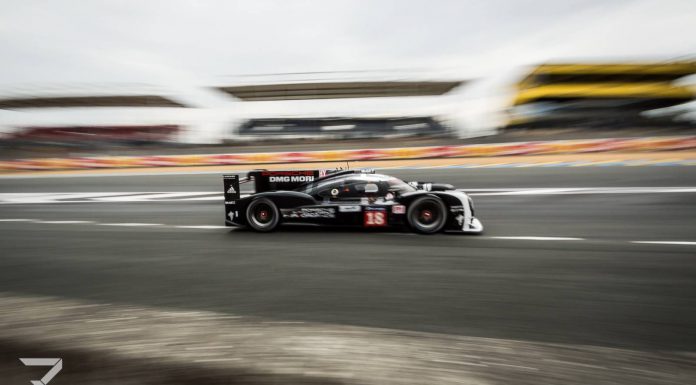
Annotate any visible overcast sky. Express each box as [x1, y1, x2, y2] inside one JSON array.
[[1, 0, 695, 89], [1, 0, 695, 141]]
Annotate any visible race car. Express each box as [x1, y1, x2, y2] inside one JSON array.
[[223, 168, 483, 234]]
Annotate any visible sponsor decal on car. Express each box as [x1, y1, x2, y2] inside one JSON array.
[[223, 174, 241, 201], [282, 208, 336, 219], [392, 204, 406, 214], [338, 205, 361, 212], [269, 175, 314, 182], [262, 170, 315, 183]]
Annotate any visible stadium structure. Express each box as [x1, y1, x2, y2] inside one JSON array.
[[507, 62, 696, 129]]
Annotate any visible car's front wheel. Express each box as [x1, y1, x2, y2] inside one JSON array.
[[246, 198, 280, 232], [407, 196, 447, 234]]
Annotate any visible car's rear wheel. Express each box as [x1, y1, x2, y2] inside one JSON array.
[[246, 198, 280, 232], [407, 196, 447, 234]]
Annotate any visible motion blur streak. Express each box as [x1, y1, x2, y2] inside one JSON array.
[[2, 0, 696, 383], [1, 166, 696, 384]]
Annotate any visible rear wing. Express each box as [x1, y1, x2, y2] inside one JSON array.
[[248, 170, 320, 192], [247, 168, 375, 193]]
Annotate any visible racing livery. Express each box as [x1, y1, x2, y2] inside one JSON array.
[[223, 169, 483, 234]]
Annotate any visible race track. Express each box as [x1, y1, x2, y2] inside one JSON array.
[[1, 166, 696, 384]]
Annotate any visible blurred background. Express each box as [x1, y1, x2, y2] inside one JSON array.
[[1, 0, 695, 156], [2, 2, 696, 385]]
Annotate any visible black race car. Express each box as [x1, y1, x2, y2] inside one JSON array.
[[223, 168, 483, 234]]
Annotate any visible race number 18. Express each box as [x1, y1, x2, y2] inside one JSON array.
[[364, 211, 387, 227]]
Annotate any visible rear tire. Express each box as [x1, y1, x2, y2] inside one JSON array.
[[246, 198, 280, 232], [407, 196, 447, 234]]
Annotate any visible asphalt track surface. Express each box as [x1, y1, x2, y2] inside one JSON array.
[[1, 166, 696, 383]]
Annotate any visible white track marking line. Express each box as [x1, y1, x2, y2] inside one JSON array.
[[464, 187, 696, 196], [0, 192, 142, 204], [35, 220, 95, 224], [92, 192, 218, 202], [471, 188, 582, 196], [4, 187, 696, 204], [0, 192, 225, 204], [172, 225, 229, 229], [97, 223, 163, 227], [487, 236, 586, 241], [180, 193, 250, 201], [179, 195, 225, 201], [4, 219, 696, 246]]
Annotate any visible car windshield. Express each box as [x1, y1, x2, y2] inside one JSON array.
[[386, 177, 416, 194]]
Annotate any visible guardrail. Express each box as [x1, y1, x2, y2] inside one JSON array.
[[1, 136, 695, 172]]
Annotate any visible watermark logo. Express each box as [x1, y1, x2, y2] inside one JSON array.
[[19, 358, 62, 385]]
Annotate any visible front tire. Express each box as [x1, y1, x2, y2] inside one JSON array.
[[246, 198, 280, 232], [407, 196, 447, 234]]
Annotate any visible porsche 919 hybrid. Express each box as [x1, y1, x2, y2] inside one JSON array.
[[223, 168, 483, 234]]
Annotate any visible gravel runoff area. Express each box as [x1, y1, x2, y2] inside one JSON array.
[[1, 293, 694, 385]]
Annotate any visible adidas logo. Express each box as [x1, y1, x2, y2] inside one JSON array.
[[227, 186, 236, 194]]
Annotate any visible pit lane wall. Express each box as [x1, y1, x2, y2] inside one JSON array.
[[2, 136, 695, 172]]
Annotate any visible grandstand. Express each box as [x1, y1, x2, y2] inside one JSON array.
[[214, 71, 466, 140], [507, 62, 696, 129], [0, 84, 193, 146], [2, 125, 180, 148]]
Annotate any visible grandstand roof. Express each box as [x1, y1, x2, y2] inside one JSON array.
[[527, 62, 696, 76], [0, 95, 187, 109], [215, 81, 463, 101], [0, 83, 188, 109]]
